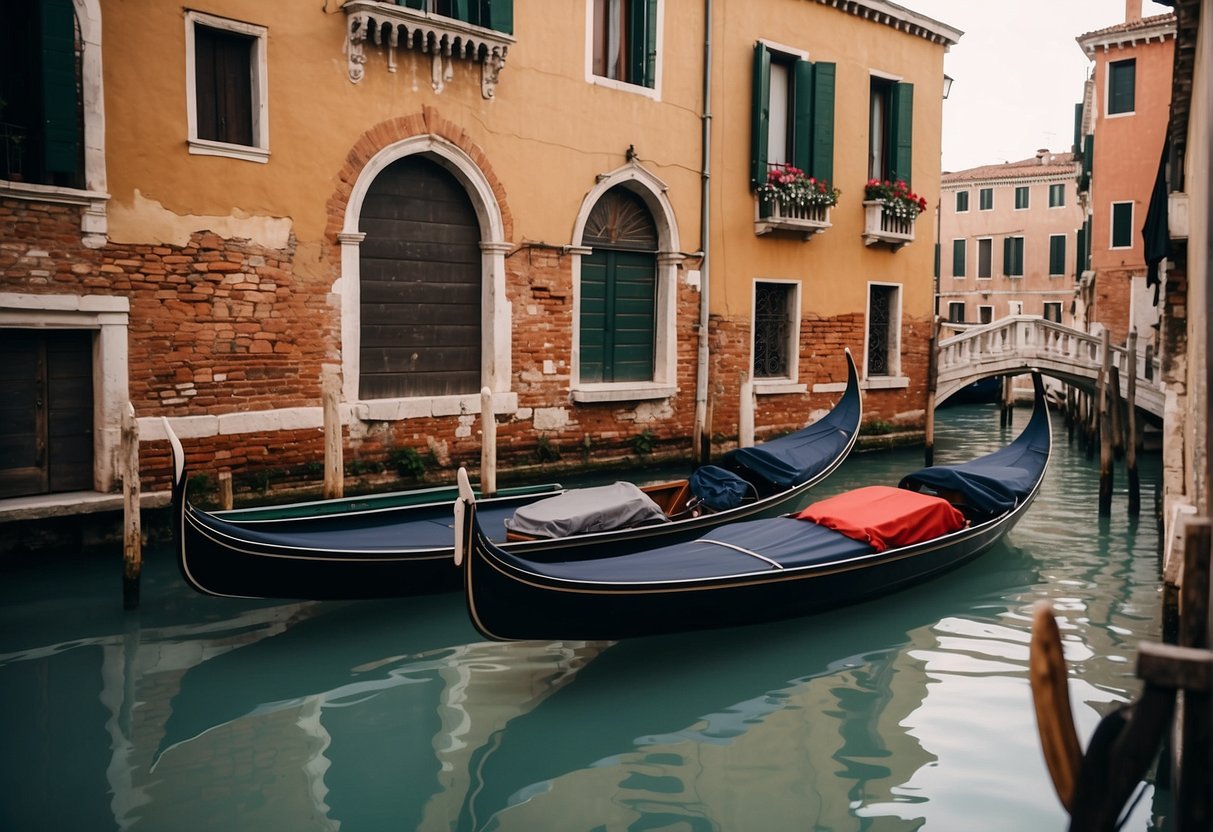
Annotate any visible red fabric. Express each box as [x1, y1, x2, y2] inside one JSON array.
[[795, 485, 966, 552]]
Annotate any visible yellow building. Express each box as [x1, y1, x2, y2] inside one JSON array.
[[0, 0, 957, 505]]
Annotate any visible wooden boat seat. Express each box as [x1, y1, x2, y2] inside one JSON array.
[[639, 479, 692, 517]]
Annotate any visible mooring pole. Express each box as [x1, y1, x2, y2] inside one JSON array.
[[1126, 330, 1140, 515], [1000, 376, 1013, 428], [322, 368, 343, 499], [738, 372, 755, 448], [218, 470, 233, 510], [121, 403, 141, 610], [481, 387, 496, 498], [925, 316, 938, 467], [1098, 330, 1113, 516]]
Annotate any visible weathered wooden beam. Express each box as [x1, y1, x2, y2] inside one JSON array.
[[1126, 331, 1140, 515], [1099, 330, 1113, 516], [481, 387, 496, 498], [122, 403, 141, 611], [323, 369, 343, 499]]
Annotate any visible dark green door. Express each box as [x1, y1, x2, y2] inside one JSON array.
[[580, 249, 656, 383]]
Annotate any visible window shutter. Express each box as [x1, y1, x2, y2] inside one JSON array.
[[751, 42, 771, 188], [810, 61, 835, 185], [484, 0, 513, 35], [40, 0, 79, 175], [1050, 236, 1066, 275], [450, 0, 471, 22], [629, 0, 656, 89], [580, 255, 608, 383], [402, 0, 425, 9], [1076, 225, 1087, 276], [1003, 237, 1012, 276], [1080, 134, 1094, 191], [952, 239, 965, 277], [1072, 102, 1083, 155], [792, 60, 814, 173], [889, 82, 913, 187]]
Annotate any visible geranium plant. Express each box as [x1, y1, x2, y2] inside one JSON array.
[[864, 179, 928, 220], [758, 164, 840, 209]]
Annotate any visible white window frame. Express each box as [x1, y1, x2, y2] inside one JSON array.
[[978, 304, 994, 325], [584, 0, 664, 101], [185, 11, 270, 163], [1049, 183, 1065, 208], [1110, 200, 1135, 249], [976, 236, 993, 279], [1043, 302, 1063, 323], [947, 301, 965, 323], [978, 187, 993, 211], [1006, 236, 1025, 278], [1008, 300, 1024, 316], [955, 190, 969, 213], [751, 279, 805, 395], [1106, 57, 1136, 118], [1014, 185, 1029, 211], [863, 281, 905, 387]]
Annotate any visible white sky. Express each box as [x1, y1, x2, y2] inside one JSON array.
[[903, 0, 1172, 172]]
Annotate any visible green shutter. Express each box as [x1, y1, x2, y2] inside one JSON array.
[[628, 0, 656, 89], [580, 254, 608, 383], [1109, 60, 1135, 114], [792, 60, 814, 173], [889, 82, 913, 187], [580, 250, 655, 383], [450, 0, 471, 22], [751, 43, 771, 188], [1076, 224, 1087, 276], [1003, 237, 1012, 276], [952, 239, 966, 277], [1080, 134, 1094, 191], [810, 61, 835, 185], [1050, 236, 1066, 275], [40, 0, 79, 175], [1112, 203, 1133, 247], [1072, 102, 1083, 156], [401, 0, 426, 9]]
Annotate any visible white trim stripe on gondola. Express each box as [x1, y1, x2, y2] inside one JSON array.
[[701, 539, 784, 569]]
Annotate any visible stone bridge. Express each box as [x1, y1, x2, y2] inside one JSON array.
[[936, 316, 1164, 420]]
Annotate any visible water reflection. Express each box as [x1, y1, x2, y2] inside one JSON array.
[[0, 403, 1168, 831]]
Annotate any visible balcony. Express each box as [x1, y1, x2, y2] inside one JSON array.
[[754, 196, 831, 240], [862, 200, 916, 250], [343, 1, 514, 98]]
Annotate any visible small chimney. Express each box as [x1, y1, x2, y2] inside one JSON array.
[[1037, 148, 1050, 165], [1126, 0, 1142, 22]]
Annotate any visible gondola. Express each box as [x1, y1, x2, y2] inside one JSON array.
[[455, 372, 1051, 641], [166, 351, 861, 600]]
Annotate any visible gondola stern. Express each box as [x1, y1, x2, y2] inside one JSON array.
[[454, 467, 476, 568]]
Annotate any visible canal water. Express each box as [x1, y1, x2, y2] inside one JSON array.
[[1, 402, 1168, 831]]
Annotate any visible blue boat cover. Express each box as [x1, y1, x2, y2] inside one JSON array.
[[719, 372, 860, 489], [689, 465, 755, 510], [898, 386, 1050, 516]]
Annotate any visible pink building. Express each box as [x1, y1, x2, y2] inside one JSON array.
[[1074, 2, 1176, 346], [939, 151, 1084, 330]]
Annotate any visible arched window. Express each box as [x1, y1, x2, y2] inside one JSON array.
[[358, 155, 482, 399], [579, 187, 659, 383]]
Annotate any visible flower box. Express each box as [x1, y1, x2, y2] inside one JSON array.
[[755, 195, 832, 239], [862, 200, 916, 249]]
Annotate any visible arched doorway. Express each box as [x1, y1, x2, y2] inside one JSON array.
[[579, 187, 659, 384], [358, 154, 482, 399]]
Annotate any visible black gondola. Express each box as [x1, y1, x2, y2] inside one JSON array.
[[166, 352, 861, 600], [456, 372, 1051, 641]]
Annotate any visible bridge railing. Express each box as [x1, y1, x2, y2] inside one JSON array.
[[938, 315, 1161, 395]]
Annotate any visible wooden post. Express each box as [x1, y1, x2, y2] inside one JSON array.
[[121, 404, 141, 610], [1065, 386, 1076, 442], [1000, 376, 1013, 428], [1176, 520, 1211, 829], [481, 387, 496, 498], [1109, 364, 1124, 460], [1125, 330, 1140, 515], [738, 372, 754, 448], [322, 369, 343, 499], [218, 470, 233, 511], [1098, 330, 1113, 516], [925, 316, 938, 467]]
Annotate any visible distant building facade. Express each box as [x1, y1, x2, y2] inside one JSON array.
[[939, 151, 1084, 332], [1074, 3, 1176, 347]]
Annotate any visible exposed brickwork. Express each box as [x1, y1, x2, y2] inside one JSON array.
[[1089, 267, 1136, 344]]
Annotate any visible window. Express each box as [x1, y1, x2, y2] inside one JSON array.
[[401, 0, 514, 33], [1049, 183, 1065, 207], [866, 283, 901, 378], [1003, 236, 1024, 277], [592, 0, 659, 90], [1014, 186, 1029, 210], [751, 43, 834, 188], [979, 305, 993, 324], [1108, 58, 1136, 115], [1111, 201, 1134, 248], [0, 0, 84, 186], [951, 239, 966, 277], [947, 302, 965, 323], [580, 187, 659, 384], [1043, 302, 1062, 323], [955, 191, 969, 212], [977, 237, 993, 278], [1008, 300, 1024, 316], [868, 75, 914, 185], [186, 12, 269, 162], [979, 187, 993, 211], [1049, 234, 1067, 276], [753, 282, 799, 381]]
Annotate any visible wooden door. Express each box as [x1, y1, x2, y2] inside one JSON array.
[[0, 329, 94, 497], [358, 155, 482, 399]]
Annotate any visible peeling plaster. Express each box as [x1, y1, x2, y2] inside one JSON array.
[[108, 189, 293, 248]]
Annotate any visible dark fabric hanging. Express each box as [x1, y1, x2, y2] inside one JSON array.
[[1142, 132, 1170, 305]]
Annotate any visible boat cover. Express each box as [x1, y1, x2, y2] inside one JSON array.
[[689, 465, 755, 510], [795, 485, 966, 552], [504, 481, 670, 539], [897, 399, 1051, 515], [517, 516, 874, 583], [720, 392, 859, 489]]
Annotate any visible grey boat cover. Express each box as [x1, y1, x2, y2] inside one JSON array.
[[504, 481, 670, 538]]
